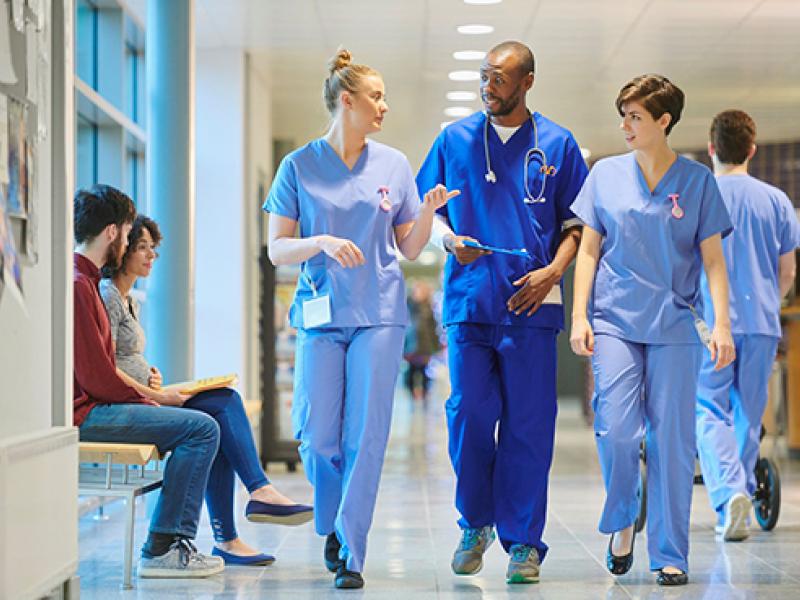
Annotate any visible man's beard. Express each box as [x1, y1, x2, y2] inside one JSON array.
[[484, 90, 523, 118], [104, 233, 126, 269]]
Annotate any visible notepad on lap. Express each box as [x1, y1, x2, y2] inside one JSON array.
[[168, 374, 238, 395]]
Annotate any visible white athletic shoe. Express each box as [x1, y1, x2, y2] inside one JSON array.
[[721, 493, 751, 542], [138, 538, 224, 578]]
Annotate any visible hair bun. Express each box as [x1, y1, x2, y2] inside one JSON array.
[[328, 47, 352, 74]]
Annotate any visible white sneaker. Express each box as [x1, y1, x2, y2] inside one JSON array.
[[138, 538, 225, 578], [722, 493, 751, 542]]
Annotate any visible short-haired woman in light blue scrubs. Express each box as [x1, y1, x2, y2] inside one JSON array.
[[569, 74, 736, 586], [263, 48, 457, 590]]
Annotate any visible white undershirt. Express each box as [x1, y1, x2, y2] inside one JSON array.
[[492, 123, 521, 144]]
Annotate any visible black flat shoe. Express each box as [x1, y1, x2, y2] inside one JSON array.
[[606, 529, 636, 575], [656, 569, 688, 586], [324, 533, 343, 572], [334, 564, 364, 589]]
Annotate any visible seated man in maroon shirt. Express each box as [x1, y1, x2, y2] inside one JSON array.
[[74, 184, 223, 578]]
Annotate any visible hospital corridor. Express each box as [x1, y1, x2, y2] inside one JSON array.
[[3, 1, 800, 599]]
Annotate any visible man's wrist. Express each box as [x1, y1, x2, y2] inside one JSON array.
[[546, 262, 566, 280]]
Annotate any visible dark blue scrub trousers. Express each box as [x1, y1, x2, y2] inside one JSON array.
[[446, 323, 558, 561]]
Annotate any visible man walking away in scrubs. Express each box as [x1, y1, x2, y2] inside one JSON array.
[[417, 41, 588, 584], [696, 110, 800, 541], [264, 48, 458, 589]]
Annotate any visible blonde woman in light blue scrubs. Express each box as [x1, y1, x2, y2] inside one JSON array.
[[570, 74, 735, 586], [263, 48, 457, 590]]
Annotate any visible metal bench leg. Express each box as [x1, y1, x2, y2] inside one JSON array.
[[122, 491, 136, 590]]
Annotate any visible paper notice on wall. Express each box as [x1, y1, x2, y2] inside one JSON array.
[[0, 95, 8, 185], [0, 8, 17, 84], [11, 0, 24, 34]]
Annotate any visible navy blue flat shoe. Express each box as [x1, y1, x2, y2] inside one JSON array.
[[245, 500, 314, 526], [212, 546, 275, 566]]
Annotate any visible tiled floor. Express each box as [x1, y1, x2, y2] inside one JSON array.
[[77, 386, 800, 599]]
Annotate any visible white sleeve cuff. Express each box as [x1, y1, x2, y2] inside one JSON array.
[[561, 218, 583, 231], [430, 216, 455, 252]]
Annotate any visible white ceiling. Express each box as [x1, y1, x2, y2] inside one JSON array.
[[128, 0, 800, 168]]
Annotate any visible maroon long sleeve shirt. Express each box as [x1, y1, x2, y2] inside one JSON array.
[[73, 252, 150, 426]]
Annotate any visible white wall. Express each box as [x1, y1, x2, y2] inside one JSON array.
[[0, 2, 78, 597], [195, 49, 273, 402], [244, 56, 272, 401]]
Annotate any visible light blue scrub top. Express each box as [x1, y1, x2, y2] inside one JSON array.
[[571, 152, 733, 344], [263, 139, 420, 329], [700, 174, 800, 337], [416, 111, 588, 330]]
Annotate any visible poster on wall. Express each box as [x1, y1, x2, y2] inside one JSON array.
[[0, 188, 23, 304], [0, 94, 9, 185], [0, 5, 17, 84], [6, 95, 27, 217]]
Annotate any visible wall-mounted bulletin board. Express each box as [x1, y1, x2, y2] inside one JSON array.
[[0, 0, 46, 308]]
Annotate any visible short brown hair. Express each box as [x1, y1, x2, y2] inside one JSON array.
[[615, 74, 685, 136], [709, 109, 756, 165], [322, 47, 380, 115]]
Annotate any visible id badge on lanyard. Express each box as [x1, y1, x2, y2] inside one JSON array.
[[301, 270, 332, 328]]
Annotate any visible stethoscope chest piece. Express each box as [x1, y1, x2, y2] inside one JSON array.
[[483, 112, 552, 204]]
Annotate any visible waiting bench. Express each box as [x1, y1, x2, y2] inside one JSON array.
[[79, 442, 164, 590]]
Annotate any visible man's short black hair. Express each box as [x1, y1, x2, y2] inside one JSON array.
[[74, 184, 136, 245], [488, 41, 535, 76]]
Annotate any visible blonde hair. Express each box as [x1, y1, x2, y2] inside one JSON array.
[[323, 47, 380, 114]]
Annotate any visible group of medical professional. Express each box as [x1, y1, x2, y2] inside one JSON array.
[[263, 40, 799, 589]]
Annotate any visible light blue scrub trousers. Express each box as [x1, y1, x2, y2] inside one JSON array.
[[293, 325, 405, 573], [592, 334, 702, 573], [696, 335, 778, 519], [446, 323, 558, 561]]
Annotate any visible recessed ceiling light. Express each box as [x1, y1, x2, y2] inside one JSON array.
[[444, 106, 473, 118], [464, 0, 503, 4], [441, 121, 454, 130], [448, 70, 480, 81], [453, 50, 486, 61], [457, 24, 494, 35], [446, 91, 478, 102]]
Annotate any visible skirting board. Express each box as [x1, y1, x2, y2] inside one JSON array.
[[0, 426, 79, 600]]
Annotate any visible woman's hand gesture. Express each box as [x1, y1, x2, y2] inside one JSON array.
[[423, 184, 460, 211], [318, 235, 366, 268]]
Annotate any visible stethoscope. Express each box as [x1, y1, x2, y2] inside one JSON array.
[[483, 111, 556, 204]]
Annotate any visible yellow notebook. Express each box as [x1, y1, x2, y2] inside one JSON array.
[[167, 374, 238, 395]]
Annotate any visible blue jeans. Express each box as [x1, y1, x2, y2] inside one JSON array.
[[79, 403, 220, 539], [184, 389, 270, 542]]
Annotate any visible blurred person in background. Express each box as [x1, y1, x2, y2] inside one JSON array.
[[404, 280, 441, 402], [695, 109, 800, 542]]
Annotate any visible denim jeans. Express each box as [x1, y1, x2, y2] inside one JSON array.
[[184, 389, 270, 542], [79, 403, 220, 539]]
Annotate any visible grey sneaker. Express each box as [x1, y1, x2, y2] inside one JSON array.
[[506, 544, 540, 584], [452, 526, 495, 575], [138, 538, 225, 578], [722, 492, 751, 542]]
